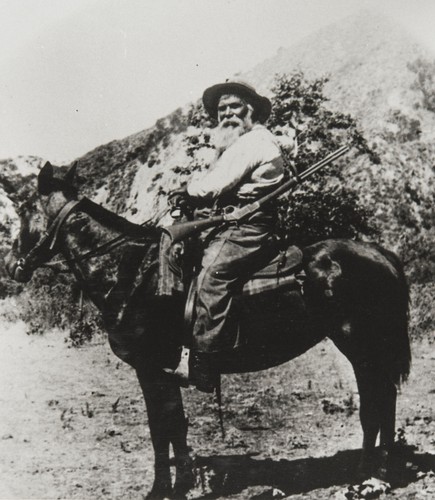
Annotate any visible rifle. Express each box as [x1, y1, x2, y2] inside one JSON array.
[[164, 145, 350, 243]]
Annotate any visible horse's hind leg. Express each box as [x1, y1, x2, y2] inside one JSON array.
[[352, 362, 381, 478], [378, 376, 397, 479], [352, 362, 397, 480]]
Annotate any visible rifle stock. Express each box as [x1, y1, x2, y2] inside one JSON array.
[[163, 215, 225, 243]]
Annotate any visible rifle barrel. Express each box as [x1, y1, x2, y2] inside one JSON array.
[[299, 145, 349, 181], [254, 145, 350, 208]]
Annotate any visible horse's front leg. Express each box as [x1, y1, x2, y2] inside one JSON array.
[[171, 414, 195, 499], [136, 366, 194, 499]]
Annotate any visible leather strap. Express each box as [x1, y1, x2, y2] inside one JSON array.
[[22, 197, 162, 273], [80, 198, 155, 238]]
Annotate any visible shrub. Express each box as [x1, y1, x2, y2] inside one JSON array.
[[408, 58, 435, 112], [268, 73, 378, 245], [409, 283, 435, 340], [16, 268, 104, 342]]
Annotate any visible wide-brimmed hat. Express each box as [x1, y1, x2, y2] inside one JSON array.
[[202, 79, 271, 123]]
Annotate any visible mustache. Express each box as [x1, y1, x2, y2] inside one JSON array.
[[219, 117, 244, 128]]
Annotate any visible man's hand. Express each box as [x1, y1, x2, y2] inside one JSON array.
[[168, 187, 194, 218], [168, 187, 189, 207]]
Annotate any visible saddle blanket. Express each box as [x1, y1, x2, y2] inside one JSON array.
[[157, 233, 303, 297]]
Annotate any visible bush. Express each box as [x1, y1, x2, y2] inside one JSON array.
[[362, 140, 435, 285], [408, 58, 435, 112], [277, 183, 376, 247], [409, 283, 435, 340], [16, 268, 104, 342], [267, 73, 378, 245]]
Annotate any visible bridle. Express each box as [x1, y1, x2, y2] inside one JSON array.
[[15, 196, 164, 277], [15, 199, 82, 275]]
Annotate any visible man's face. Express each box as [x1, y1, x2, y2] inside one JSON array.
[[217, 94, 253, 129], [213, 94, 255, 153]]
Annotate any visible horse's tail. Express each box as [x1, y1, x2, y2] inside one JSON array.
[[374, 245, 411, 385]]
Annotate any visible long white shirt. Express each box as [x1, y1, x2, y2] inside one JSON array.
[[187, 124, 287, 201]]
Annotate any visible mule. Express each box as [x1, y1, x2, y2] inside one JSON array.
[[5, 162, 411, 499]]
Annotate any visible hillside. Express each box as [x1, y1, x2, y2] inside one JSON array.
[[66, 11, 435, 238], [243, 10, 435, 140], [1, 10, 434, 289]]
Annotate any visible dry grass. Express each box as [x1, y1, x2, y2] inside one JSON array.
[[0, 319, 434, 499]]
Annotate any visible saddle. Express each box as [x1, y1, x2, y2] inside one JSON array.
[[243, 245, 303, 295], [157, 232, 303, 298]]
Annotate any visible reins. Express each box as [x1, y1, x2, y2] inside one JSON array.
[[23, 197, 168, 273], [21, 199, 83, 271], [43, 231, 134, 269]]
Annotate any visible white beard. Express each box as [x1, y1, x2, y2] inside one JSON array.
[[213, 125, 245, 156], [213, 109, 254, 156]]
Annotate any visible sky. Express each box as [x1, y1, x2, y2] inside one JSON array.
[[1, 0, 435, 163]]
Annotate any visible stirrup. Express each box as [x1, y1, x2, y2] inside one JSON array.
[[163, 347, 190, 387]]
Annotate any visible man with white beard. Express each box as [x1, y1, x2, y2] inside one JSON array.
[[168, 80, 296, 392]]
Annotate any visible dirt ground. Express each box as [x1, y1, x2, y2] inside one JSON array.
[[0, 318, 434, 500]]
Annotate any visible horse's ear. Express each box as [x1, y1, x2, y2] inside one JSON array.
[[38, 161, 54, 195], [64, 161, 78, 186]]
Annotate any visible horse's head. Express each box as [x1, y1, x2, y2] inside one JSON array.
[[5, 161, 79, 282]]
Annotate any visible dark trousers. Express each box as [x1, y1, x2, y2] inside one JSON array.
[[192, 219, 277, 353]]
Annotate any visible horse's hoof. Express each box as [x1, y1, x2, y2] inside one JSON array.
[[376, 449, 389, 481], [173, 459, 195, 498], [173, 475, 195, 499], [357, 450, 389, 482], [145, 483, 172, 500], [357, 462, 372, 481], [145, 491, 172, 500], [171, 489, 187, 500]]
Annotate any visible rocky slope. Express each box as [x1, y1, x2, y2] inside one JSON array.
[[244, 10, 435, 139], [1, 11, 434, 287]]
